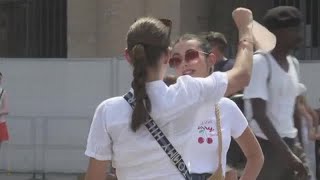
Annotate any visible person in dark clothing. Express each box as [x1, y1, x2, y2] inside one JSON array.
[[199, 31, 235, 72]]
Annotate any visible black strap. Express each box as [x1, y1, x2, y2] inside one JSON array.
[[190, 173, 212, 180], [124, 91, 191, 180], [316, 140, 320, 179], [0, 89, 4, 100]]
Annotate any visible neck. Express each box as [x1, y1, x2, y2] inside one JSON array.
[[146, 68, 162, 82], [271, 45, 290, 62]]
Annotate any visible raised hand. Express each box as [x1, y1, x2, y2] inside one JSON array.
[[232, 7, 253, 32]]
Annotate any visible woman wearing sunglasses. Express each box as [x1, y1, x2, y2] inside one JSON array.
[[168, 14, 264, 180], [85, 8, 254, 180]]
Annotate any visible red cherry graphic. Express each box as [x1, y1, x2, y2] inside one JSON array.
[[207, 137, 213, 144], [198, 137, 204, 144]]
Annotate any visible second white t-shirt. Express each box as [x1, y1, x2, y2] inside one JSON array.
[[243, 53, 300, 139], [184, 98, 248, 175]]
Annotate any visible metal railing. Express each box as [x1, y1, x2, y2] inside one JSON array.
[[0, 115, 91, 178]]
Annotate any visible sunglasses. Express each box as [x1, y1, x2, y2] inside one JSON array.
[[169, 49, 210, 68]]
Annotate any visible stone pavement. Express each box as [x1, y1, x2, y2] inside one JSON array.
[[0, 173, 80, 180]]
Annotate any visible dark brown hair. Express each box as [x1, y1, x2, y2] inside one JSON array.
[[172, 33, 211, 54], [172, 34, 213, 73], [163, 75, 177, 86], [200, 31, 228, 52], [127, 17, 170, 132]]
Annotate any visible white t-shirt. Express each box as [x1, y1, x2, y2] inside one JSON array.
[[298, 83, 307, 96], [243, 53, 300, 139], [184, 98, 248, 175], [85, 72, 228, 180], [0, 87, 7, 123]]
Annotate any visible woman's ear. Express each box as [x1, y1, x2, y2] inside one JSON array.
[[208, 52, 217, 66], [163, 47, 171, 64], [125, 48, 132, 65]]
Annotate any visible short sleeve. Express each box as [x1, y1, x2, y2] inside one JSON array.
[[297, 83, 307, 95], [85, 102, 112, 161], [193, 71, 228, 103], [172, 71, 228, 104], [223, 99, 248, 138], [243, 54, 269, 100]]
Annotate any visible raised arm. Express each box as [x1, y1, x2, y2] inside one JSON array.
[[225, 8, 254, 97]]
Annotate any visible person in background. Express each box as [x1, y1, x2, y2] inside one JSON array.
[[243, 6, 310, 179], [296, 83, 320, 180], [199, 31, 235, 73], [0, 72, 9, 150]]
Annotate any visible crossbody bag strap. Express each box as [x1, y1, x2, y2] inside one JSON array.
[[215, 104, 223, 169], [0, 89, 4, 105], [208, 104, 225, 180], [123, 91, 191, 180], [0, 89, 4, 100], [254, 51, 272, 84]]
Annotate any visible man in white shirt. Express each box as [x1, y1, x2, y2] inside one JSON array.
[[243, 6, 309, 180]]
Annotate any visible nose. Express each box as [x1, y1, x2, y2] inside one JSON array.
[[181, 59, 190, 68]]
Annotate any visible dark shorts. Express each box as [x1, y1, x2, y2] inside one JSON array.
[[226, 138, 246, 170], [190, 173, 211, 180], [256, 137, 310, 180], [226, 136, 311, 179]]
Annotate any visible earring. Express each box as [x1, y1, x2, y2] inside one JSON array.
[[209, 67, 213, 74]]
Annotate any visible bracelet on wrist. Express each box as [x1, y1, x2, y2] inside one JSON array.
[[239, 37, 254, 44]]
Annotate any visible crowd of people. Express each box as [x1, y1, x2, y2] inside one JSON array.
[[0, 4, 319, 180], [84, 5, 320, 180]]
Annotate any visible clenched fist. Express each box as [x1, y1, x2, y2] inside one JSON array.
[[232, 7, 253, 31]]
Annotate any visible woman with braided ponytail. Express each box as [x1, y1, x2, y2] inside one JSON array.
[[85, 8, 255, 180]]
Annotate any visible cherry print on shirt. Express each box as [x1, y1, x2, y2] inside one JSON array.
[[197, 121, 215, 144], [198, 137, 205, 144]]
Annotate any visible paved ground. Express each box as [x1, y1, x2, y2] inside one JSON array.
[[0, 173, 81, 180]]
